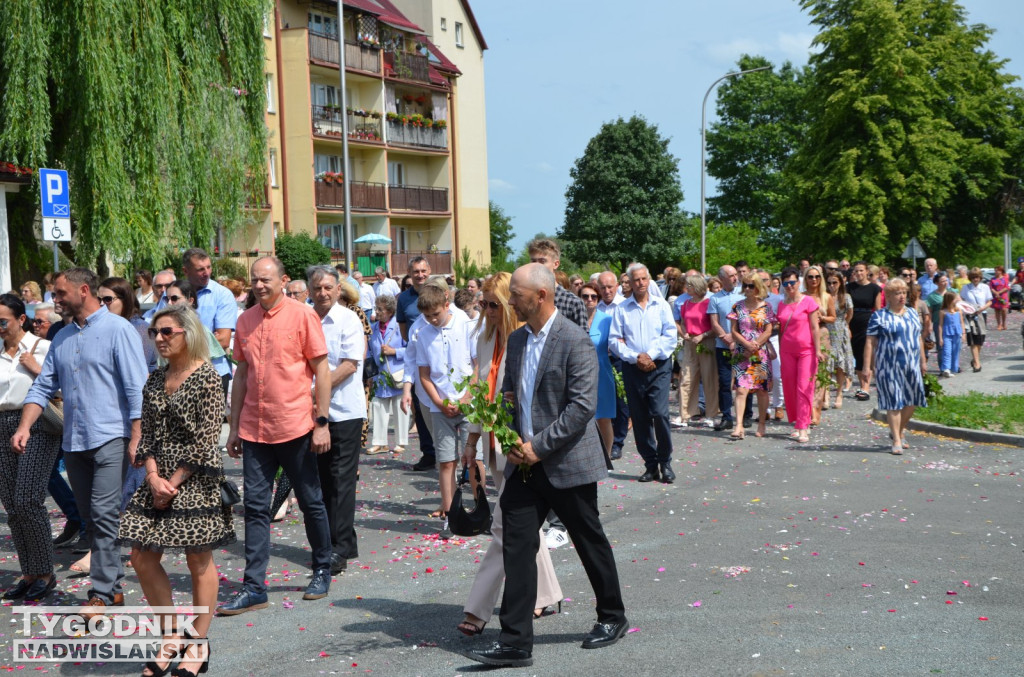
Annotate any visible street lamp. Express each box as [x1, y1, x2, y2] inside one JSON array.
[[700, 66, 770, 275]]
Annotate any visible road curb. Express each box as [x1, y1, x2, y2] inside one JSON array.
[[870, 408, 1024, 448]]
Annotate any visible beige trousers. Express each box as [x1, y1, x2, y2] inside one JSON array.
[[679, 336, 720, 419]]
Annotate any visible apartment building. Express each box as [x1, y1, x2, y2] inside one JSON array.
[[233, 0, 489, 275]]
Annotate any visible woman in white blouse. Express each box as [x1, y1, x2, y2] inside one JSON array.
[[0, 294, 62, 602]]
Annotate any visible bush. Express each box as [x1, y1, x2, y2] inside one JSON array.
[[212, 257, 248, 281], [274, 232, 331, 281]]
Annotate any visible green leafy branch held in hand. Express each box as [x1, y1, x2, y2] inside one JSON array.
[[448, 376, 529, 479]]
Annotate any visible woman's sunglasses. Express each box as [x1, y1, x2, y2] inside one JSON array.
[[99, 295, 117, 305], [580, 293, 599, 300], [147, 327, 185, 340], [480, 300, 502, 310], [781, 280, 798, 288]]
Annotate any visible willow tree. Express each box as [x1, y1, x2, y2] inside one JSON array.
[[0, 0, 268, 270]]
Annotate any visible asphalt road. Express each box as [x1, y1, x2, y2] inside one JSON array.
[[3, 312, 1023, 676]]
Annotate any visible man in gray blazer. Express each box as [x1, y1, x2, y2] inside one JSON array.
[[463, 264, 627, 668]]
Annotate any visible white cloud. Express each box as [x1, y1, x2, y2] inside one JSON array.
[[489, 178, 517, 193]]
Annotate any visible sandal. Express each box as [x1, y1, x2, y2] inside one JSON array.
[[788, 431, 802, 441], [890, 446, 903, 455], [728, 432, 745, 441], [457, 618, 487, 636], [142, 630, 182, 677], [854, 390, 870, 401], [429, 509, 447, 519], [797, 432, 810, 443], [534, 601, 562, 618]]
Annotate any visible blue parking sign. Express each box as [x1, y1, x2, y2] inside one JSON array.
[[40, 168, 70, 218]]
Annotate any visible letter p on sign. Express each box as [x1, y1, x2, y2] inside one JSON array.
[[46, 173, 63, 203]]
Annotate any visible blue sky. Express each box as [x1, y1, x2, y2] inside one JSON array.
[[472, 0, 1024, 255]]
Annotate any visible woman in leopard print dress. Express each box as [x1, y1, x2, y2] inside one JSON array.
[[118, 305, 234, 677]]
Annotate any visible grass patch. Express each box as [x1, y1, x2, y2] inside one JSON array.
[[915, 391, 1024, 435]]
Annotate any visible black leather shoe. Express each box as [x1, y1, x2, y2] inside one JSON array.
[[411, 455, 435, 471], [713, 417, 733, 431], [71, 532, 91, 554], [303, 569, 331, 600], [637, 468, 660, 483], [660, 463, 675, 484], [742, 418, 752, 429], [216, 590, 268, 616], [3, 579, 32, 600], [462, 642, 533, 667], [581, 620, 629, 649], [330, 553, 347, 575], [610, 448, 622, 461], [53, 521, 81, 547], [23, 575, 57, 602]]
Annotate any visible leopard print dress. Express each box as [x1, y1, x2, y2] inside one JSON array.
[[117, 362, 235, 553]]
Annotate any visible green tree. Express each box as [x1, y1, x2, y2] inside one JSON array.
[[274, 232, 331, 282], [488, 201, 515, 267], [559, 116, 685, 270], [782, 0, 1023, 265], [706, 55, 810, 252], [0, 0, 268, 272], [453, 247, 485, 287], [675, 216, 785, 274]]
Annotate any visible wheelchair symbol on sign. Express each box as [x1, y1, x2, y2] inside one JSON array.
[[51, 223, 65, 239]]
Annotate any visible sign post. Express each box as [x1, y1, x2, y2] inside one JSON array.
[[39, 168, 72, 272], [901, 237, 926, 273]]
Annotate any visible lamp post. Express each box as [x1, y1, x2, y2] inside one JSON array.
[[700, 66, 771, 275], [337, 0, 354, 270]]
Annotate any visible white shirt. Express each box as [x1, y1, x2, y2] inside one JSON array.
[[320, 304, 366, 422], [403, 316, 430, 404], [597, 294, 626, 314], [960, 282, 992, 312], [518, 309, 558, 442], [415, 311, 477, 412], [373, 277, 401, 298], [609, 294, 678, 363], [0, 335, 51, 411]]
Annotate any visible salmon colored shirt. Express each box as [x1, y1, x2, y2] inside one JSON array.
[[233, 296, 327, 444]]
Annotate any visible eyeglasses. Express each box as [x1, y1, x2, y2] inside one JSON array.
[[827, 279, 840, 285], [805, 275, 821, 280], [99, 295, 116, 305], [152, 283, 167, 291], [580, 293, 599, 300], [166, 295, 184, 304], [901, 273, 912, 278], [825, 267, 839, 272], [31, 317, 47, 324], [742, 283, 757, 290], [781, 280, 798, 288], [148, 326, 185, 340], [481, 300, 502, 310]]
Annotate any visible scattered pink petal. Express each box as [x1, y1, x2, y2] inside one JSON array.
[[887, 609, 896, 613], [962, 580, 971, 587], [319, 651, 329, 658], [978, 617, 989, 621], [945, 600, 953, 605], [946, 591, 957, 595], [425, 567, 434, 573], [858, 562, 865, 566], [627, 627, 640, 634], [690, 600, 702, 608], [657, 567, 666, 572]]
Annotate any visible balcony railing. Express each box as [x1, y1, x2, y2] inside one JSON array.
[[315, 179, 387, 211], [308, 32, 381, 73], [389, 185, 449, 212], [383, 50, 430, 83], [386, 119, 448, 150], [312, 106, 383, 142], [392, 251, 452, 275]]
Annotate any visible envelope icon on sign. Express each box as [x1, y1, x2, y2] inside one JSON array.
[[53, 204, 69, 216]]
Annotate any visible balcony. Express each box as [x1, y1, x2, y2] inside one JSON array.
[[312, 106, 383, 143], [315, 179, 387, 211], [386, 118, 448, 150], [383, 50, 430, 83], [308, 32, 381, 74], [392, 250, 452, 275], [389, 185, 449, 212]]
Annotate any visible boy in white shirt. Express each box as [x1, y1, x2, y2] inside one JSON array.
[[414, 285, 477, 526]]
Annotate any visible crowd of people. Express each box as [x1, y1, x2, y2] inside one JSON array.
[[1, 244, 1021, 671]]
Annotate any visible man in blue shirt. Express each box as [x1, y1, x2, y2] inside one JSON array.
[[395, 256, 436, 471], [14, 267, 148, 614], [707, 265, 744, 431], [183, 248, 237, 397]]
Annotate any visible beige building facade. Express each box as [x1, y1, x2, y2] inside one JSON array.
[[228, 0, 489, 275]]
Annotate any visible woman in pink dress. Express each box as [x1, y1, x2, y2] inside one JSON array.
[[988, 265, 1010, 331], [777, 267, 823, 443]]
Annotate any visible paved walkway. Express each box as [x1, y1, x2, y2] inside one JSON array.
[[2, 314, 1023, 675]]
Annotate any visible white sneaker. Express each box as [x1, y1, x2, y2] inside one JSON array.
[[545, 528, 570, 549], [702, 418, 716, 429], [670, 416, 686, 428]]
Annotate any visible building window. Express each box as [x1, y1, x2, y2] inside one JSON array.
[[454, 22, 464, 47], [307, 10, 338, 38], [440, 18, 447, 31], [269, 149, 278, 187], [263, 12, 272, 38], [388, 161, 404, 186], [266, 74, 276, 113]]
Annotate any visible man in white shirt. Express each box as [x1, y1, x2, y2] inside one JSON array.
[[309, 266, 366, 575], [373, 266, 401, 299], [610, 263, 678, 483], [352, 270, 376, 321]]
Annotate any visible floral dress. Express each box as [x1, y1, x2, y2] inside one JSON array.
[[989, 274, 1010, 310], [117, 362, 235, 553], [727, 301, 777, 391], [827, 294, 855, 375]]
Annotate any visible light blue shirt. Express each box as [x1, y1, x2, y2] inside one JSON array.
[[708, 289, 745, 349], [609, 294, 678, 363], [518, 309, 559, 442], [195, 278, 237, 377], [918, 274, 937, 297], [672, 293, 692, 322], [25, 305, 148, 452]]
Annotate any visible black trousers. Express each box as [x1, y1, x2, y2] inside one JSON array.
[[317, 418, 363, 560], [622, 358, 674, 469], [498, 463, 625, 651], [411, 390, 435, 456]]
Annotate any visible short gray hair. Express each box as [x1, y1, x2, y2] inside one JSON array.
[[307, 265, 340, 287], [626, 262, 649, 280], [286, 279, 307, 292], [684, 274, 707, 297], [375, 294, 397, 314]]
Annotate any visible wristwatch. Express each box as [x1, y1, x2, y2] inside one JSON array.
[[315, 416, 329, 427]]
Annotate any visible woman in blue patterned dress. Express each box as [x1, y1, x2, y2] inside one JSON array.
[[727, 274, 777, 440], [863, 278, 926, 455]]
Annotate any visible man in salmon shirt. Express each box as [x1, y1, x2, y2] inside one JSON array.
[[217, 257, 334, 615]]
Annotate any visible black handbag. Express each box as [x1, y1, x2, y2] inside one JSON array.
[[220, 477, 241, 507], [447, 467, 491, 537]]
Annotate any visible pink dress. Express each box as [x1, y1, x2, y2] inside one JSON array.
[[777, 296, 819, 430]]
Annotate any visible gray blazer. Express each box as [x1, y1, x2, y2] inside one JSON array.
[[501, 311, 607, 489]]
